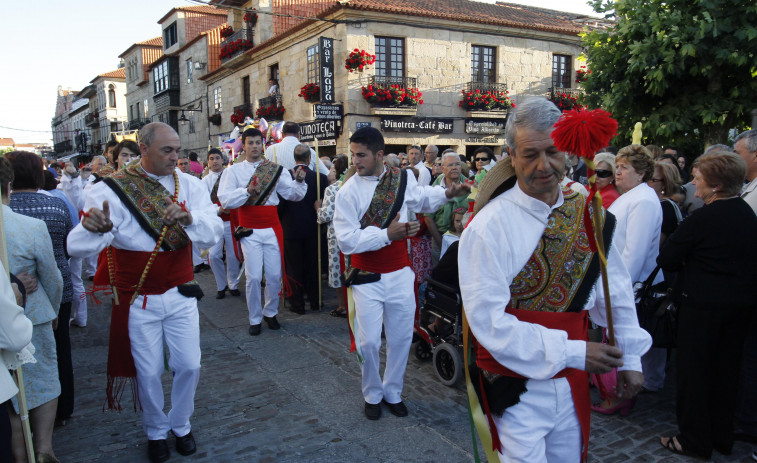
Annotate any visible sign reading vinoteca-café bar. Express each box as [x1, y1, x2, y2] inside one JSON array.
[[380, 117, 454, 133]]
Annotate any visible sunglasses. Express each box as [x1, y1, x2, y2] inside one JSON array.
[[595, 169, 613, 178], [475, 157, 489, 162]]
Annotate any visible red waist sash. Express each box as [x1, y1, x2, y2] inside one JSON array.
[[105, 246, 193, 411], [351, 239, 410, 274], [214, 201, 230, 222]]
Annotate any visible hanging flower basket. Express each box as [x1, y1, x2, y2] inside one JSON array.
[[361, 85, 423, 107], [298, 83, 320, 102], [256, 104, 285, 120], [459, 89, 515, 111], [208, 113, 222, 126], [220, 25, 234, 39], [219, 39, 253, 59], [549, 92, 584, 112], [345, 49, 376, 73], [244, 11, 258, 26], [230, 109, 247, 125]]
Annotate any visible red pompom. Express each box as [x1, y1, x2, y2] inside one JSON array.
[[551, 109, 618, 160]]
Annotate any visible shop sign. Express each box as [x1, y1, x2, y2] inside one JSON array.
[[313, 104, 343, 121], [319, 37, 335, 103], [465, 118, 506, 135], [356, 122, 371, 129], [466, 136, 501, 144], [299, 119, 340, 142], [380, 117, 453, 133]]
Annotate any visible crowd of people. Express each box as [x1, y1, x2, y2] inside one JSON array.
[[0, 96, 755, 463]]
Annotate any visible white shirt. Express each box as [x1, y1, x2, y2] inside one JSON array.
[[264, 136, 329, 175], [413, 161, 431, 186], [607, 183, 662, 283], [560, 177, 589, 197], [58, 174, 85, 211], [459, 183, 651, 378], [334, 167, 449, 255], [67, 168, 223, 256], [217, 159, 306, 209], [202, 169, 224, 214], [741, 177, 757, 215]]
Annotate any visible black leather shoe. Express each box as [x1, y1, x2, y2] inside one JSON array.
[[364, 401, 381, 420], [229, 288, 241, 296], [216, 290, 226, 299], [289, 306, 306, 315], [248, 324, 261, 336], [147, 439, 170, 463], [263, 316, 280, 330], [175, 431, 197, 456], [382, 399, 408, 417]]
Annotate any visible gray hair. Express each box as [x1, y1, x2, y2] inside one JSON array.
[[425, 145, 439, 155], [408, 145, 421, 152], [733, 130, 757, 152], [505, 97, 561, 153], [441, 151, 460, 164], [92, 155, 107, 164], [139, 122, 175, 147], [704, 143, 733, 154], [594, 152, 617, 174], [293, 143, 311, 164], [384, 153, 400, 168]]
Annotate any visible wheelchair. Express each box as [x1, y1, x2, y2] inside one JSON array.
[[413, 277, 464, 387]]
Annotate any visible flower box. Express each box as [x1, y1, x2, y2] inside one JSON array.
[[459, 89, 515, 112], [220, 39, 253, 60], [345, 49, 376, 73], [256, 104, 285, 120], [298, 83, 320, 103], [361, 84, 423, 107]]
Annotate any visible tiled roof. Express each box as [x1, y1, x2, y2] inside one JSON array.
[[137, 36, 163, 47], [337, 0, 584, 34], [0, 138, 15, 147], [97, 68, 126, 79], [158, 5, 226, 23]]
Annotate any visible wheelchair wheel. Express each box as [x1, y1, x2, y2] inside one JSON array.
[[433, 343, 462, 387], [414, 340, 433, 362]]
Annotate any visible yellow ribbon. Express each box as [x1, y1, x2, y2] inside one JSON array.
[[346, 287, 364, 364]]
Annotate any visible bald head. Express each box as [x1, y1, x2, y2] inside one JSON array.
[[139, 122, 181, 176]]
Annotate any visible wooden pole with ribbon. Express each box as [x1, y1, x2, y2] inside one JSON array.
[[314, 138, 322, 310], [0, 203, 36, 463]]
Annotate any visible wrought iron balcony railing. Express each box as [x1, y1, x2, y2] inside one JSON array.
[[369, 75, 417, 89], [232, 103, 255, 119], [257, 95, 281, 108], [84, 112, 99, 127], [547, 87, 584, 98], [465, 81, 508, 93], [128, 118, 151, 130], [220, 28, 254, 63]]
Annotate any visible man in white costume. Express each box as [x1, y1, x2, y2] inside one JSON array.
[[459, 97, 651, 462], [264, 121, 329, 175], [67, 122, 223, 463]]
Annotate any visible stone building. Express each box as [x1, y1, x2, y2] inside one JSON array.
[[51, 86, 77, 155], [119, 37, 164, 131], [203, 0, 599, 158], [78, 69, 128, 152]]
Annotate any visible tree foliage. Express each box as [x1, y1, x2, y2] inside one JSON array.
[[582, 0, 757, 152]]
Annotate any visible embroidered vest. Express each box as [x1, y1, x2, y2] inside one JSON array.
[[245, 159, 283, 206], [359, 167, 407, 229]]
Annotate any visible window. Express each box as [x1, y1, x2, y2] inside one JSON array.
[[130, 104, 134, 120], [186, 59, 194, 84], [164, 22, 178, 49], [108, 84, 117, 108], [188, 115, 196, 134], [307, 44, 319, 83], [136, 102, 141, 120], [242, 76, 251, 105], [552, 54, 572, 88], [375, 37, 405, 78], [154, 61, 169, 93], [143, 99, 149, 117], [213, 87, 222, 113], [269, 64, 279, 82], [471, 46, 496, 83]]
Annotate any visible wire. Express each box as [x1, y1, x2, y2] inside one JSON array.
[[185, 0, 347, 24]]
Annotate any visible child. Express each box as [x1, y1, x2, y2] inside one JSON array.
[[440, 208, 465, 259]]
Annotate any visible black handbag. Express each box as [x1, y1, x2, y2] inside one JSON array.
[[634, 266, 677, 348]]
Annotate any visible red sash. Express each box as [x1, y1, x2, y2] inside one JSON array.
[[236, 205, 293, 296], [476, 308, 591, 462], [351, 240, 410, 274], [105, 246, 193, 411], [214, 201, 231, 222]]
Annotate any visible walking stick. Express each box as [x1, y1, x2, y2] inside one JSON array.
[[314, 138, 322, 310], [551, 109, 619, 345], [0, 204, 36, 462]]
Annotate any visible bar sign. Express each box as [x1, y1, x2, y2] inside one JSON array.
[[319, 37, 335, 103]]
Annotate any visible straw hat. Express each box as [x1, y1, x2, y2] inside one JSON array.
[[473, 156, 517, 215]]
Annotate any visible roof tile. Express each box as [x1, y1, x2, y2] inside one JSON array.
[[97, 68, 126, 79]]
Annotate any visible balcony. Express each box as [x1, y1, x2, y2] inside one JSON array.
[[465, 81, 507, 93], [231, 103, 255, 124], [257, 95, 282, 108], [547, 87, 585, 111], [85, 112, 99, 127], [462, 81, 512, 119], [364, 76, 420, 116], [220, 28, 254, 66], [128, 118, 151, 130], [54, 139, 73, 154], [547, 87, 583, 98]]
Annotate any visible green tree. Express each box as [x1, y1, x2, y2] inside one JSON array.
[[582, 0, 757, 151]]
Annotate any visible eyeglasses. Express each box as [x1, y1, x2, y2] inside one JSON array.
[[475, 157, 489, 162], [650, 178, 664, 183], [595, 169, 613, 178]]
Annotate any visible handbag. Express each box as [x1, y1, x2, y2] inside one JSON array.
[[634, 266, 677, 348]]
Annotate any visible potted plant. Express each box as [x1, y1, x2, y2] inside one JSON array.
[[208, 113, 222, 126], [256, 104, 285, 120], [549, 92, 584, 111], [361, 84, 423, 106], [575, 65, 591, 84], [459, 89, 515, 111], [219, 39, 253, 59], [345, 49, 376, 73], [244, 11, 258, 27], [298, 83, 320, 102], [230, 109, 246, 125], [220, 25, 234, 39]]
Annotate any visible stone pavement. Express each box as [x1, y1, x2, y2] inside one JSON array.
[[53, 269, 755, 462]]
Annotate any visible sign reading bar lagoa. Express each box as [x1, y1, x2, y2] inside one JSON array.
[[299, 120, 340, 142], [380, 117, 454, 133], [313, 104, 343, 121], [319, 37, 335, 103], [465, 118, 506, 135]]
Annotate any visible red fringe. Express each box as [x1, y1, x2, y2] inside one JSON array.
[[552, 109, 618, 159], [104, 375, 140, 412]]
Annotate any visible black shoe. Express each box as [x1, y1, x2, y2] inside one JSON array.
[[147, 439, 170, 463], [194, 265, 204, 273], [263, 316, 280, 330], [248, 324, 261, 336], [216, 290, 226, 299], [364, 401, 381, 420], [229, 288, 241, 296], [174, 431, 196, 456], [289, 306, 306, 315], [382, 399, 408, 417], [310, 304, 321, 312]]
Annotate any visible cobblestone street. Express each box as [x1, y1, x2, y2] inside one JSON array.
[[52, 270, 755, 462]]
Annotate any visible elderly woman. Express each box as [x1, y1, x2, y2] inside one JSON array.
[[114, 139, 140, 171], [648, 161, 683, 247], [658, 151, 757, 458], [591, 145, 661, 415], [594, 152, 620, 208], [0, 157, 64, 463], [5, 151, 74, 427]]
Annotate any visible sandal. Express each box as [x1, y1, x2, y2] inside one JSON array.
[[660, 436, 703, 459], [330, 308, 347, 318]]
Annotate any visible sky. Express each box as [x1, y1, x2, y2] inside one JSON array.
[[0, 0, 600, 145]]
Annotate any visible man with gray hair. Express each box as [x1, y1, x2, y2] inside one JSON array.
[[384, 153, 400, 168], [459, 97, 650, 462], [734, 130, 757, 215], [407, 145, 430, 186], [424, 151, 469, 265]]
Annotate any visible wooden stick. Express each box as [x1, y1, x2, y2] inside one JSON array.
[[314, 138, 322, 309], [591, 186, 615, 345]]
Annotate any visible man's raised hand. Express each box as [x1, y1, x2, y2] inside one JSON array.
[[163, 198, 192, 226], [445, 182, 471, 198], [82, 200, 114, 233]]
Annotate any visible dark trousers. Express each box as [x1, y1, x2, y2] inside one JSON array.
[[284, 237, 319, 310], [676, 303, 754, 457], [0, 401, 11, 463], [54, 301, 74, 420], [736, 313, 757, 433]]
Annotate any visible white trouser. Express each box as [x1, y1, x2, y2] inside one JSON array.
[[69, 256, 87, 326], [494, 377, 581, 463], [351, 266, 415, 404], [84, 254, 97, 277], [208, 221, 240, 291], [129, 288, 201, 440], [240, 228, 280, 325], [191, 243, 204, 266], [641, 347, 667, 391]]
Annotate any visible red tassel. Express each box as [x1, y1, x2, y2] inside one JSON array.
[[551, 109, 618, 160]]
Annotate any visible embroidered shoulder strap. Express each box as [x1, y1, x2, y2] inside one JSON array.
[[103, 164, 190, 251], [359, 167, 406, 229], [210, 171, 223, 203], [245, 159, 283, 206]]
